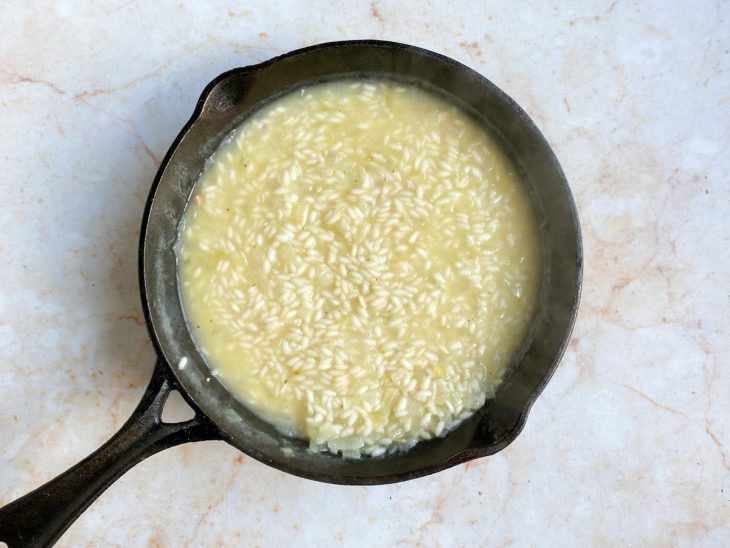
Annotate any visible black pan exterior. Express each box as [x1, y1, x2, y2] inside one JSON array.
[[139, 40, 582, 484]]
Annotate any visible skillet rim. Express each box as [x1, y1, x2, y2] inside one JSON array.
[[138, 39, 583, 484]]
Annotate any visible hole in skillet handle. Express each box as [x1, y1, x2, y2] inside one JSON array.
[[162, 389, 197, 423], [0, 358, 222, 548]]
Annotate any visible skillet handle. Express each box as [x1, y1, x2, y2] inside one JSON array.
[[0, 358, 221, 547]]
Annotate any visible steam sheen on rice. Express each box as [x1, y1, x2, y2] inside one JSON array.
[[178, 80, 541, 458]]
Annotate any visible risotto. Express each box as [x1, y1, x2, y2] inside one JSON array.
[[178, 80, 541, 458]]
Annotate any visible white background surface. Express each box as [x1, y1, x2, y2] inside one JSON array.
[[1, 1, 728, 546]]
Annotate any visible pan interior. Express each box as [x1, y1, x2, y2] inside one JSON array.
[[140, 41, 581, 484]]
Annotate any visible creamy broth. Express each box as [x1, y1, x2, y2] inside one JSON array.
[[178, 80, 541, 457]]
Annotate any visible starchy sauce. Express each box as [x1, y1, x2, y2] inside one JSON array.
[[178, 80, 541, 457]]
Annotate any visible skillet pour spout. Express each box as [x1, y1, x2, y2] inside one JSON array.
[[0, 40, 581, 547]]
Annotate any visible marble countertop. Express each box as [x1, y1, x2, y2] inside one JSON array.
[[1, 1, 728, 546]]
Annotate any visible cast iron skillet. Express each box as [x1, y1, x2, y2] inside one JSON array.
[[0, 40, 582, 546]]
